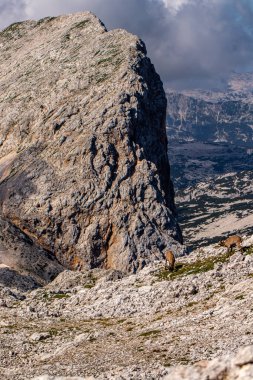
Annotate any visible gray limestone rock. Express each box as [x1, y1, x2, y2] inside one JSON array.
[[0, 12, 182, 274]]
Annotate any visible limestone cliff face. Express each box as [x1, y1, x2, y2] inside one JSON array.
[[0, 12, 182, 273]]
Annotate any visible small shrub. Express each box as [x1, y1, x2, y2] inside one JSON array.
[[48, 328, 59, 336], [84, 284, 94, 289], [52, 293, 70, 299], [186, 301, 198, 308], [244, 246, 253, 256], [235, 294, 244, 300]]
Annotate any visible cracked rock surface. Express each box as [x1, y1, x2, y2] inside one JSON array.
[[0, 12, 181, 275]]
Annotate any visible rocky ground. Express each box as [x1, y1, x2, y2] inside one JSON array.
[[1, 235, 253, 379]]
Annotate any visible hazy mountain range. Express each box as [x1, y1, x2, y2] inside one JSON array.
[[167, 73, 253, 247]]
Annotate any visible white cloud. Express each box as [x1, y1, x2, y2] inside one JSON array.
[[0, 0, 253, 89], [0, 0, 26, 27], [162, 0, 192, 13]]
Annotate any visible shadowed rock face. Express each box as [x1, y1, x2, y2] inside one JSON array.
[[0, 12, 182, 273], [0, 218, 64, 286]]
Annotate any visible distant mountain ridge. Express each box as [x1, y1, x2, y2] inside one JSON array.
[[176, 170, 253, 249], [167, 73, 253, 147], [166, 73, 253, 248]]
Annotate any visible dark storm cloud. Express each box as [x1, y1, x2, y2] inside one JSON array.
[[0, 0, 27, 28], [1, 0, 253, 89]]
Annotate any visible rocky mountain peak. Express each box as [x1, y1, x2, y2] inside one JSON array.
[[0, 12, 182, 277]]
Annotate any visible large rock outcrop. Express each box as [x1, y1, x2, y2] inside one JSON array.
[[0, 12, 181, 273]]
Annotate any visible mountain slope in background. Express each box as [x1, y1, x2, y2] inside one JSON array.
[[167, 73, 253, 248], [176, 171, 253, 249], [167, 73, 253, 147]]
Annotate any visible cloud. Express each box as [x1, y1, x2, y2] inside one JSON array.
[[1, 0, 253, 89], [163, 0, 193, 13], [0, 0, 27, 28]]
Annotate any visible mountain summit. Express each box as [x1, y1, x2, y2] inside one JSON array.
[[0, 12, 182, 275]]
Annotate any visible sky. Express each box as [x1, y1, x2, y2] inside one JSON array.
[[1, 0, 253, 90]]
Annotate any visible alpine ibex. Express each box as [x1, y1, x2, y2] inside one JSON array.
[[164, 250, 175, 271], [220, 235, 242, 252]]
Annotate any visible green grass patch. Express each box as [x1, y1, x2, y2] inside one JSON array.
[[48, 328, 59, 337], [83, 273, 97, 289], [52, 293, 70, 299], [41, 292, 70, 301], [155, 250, 234, 281], [84, 284, 94, 289], [244, 246, 253, 256]]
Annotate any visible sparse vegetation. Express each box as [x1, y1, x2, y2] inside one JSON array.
[[68, 20, 90, 32], [117, 319, 126, 324], [74, 20, 90, 29], [186, 301, 199, 308], [40, 292, 70, 301], [84, 284, 94, 289], [235, 294, 244, 300], [155, 249, 235, 281], [48, 328, 59, 337], [139, 330, 161, 337], [0, 22, 23, 39], [52, 293, 70, 299], [244, 246, 253, 255], [95, 73, 109, 84], [37, 17, 56, 26]]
